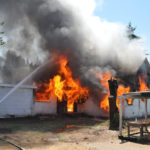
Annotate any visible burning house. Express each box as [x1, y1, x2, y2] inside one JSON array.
[[0, 0, 148, 118], [0, 55, 149, 118]]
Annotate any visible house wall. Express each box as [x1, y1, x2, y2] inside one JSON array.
[[77, 97, 108, 117], [0, 84, 35, 118], [0, 84, 111, 118], [32, 96, 57, 115], [0, 84, 57, 118], [123, 99, 150, 119]]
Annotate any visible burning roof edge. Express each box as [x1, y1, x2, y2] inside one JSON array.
[[0, 83, 37, 89]]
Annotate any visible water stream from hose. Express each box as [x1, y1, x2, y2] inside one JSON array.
[[0, 60, 50, 104]]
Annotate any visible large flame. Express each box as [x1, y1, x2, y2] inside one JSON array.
[[96, 71, 112, 111], [34, 56, 148, 113], [97, 71, 131, 112], [35, 55, 89, 112], [98, 73, 149, 112], [117, 85, 131, 106], [138, 75, 148, 91]]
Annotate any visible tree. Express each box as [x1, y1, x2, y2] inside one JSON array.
[[127, 23, 149, 56], [0, 22, 5, 45], [127, 22, 140, 40]]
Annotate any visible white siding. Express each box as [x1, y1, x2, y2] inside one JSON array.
[[123, 99, 150, 119], [0, 84, 57, 118], [0, 86, 34, 118]]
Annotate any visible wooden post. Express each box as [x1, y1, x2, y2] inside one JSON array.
[[127, 124, 130, 137], [109, 96, 114, 128], [145, 99, 148, 120], [108, 78, 119, 130], [119, 97, 123, 136], [140, 126, 144, 139], [109, 96, 119, 129]]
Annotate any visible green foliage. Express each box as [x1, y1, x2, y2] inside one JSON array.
[[0, 22, 4, 25], [0, 37, 5, 45], [127, 22, 140, 40], [122, 119, 127, 128], [0, 21, 5, 45]]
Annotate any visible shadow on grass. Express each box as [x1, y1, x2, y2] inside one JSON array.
[[0, 114, 108, 134]]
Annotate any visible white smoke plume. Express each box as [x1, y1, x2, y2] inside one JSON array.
[[0, 0, 145, 85]]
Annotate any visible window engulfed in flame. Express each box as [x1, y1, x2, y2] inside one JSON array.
[[34, 55, 89, 112]]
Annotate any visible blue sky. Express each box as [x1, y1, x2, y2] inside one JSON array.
[[94, 0, 150, 57]]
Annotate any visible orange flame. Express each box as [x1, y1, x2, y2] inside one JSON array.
[[35, 56, 148, 113], [96, 71, 112, 111], [138, 75, 148, 91], [35, 55, 89, 112], [98, 74, 149, 111], [97, 71, 131, 111], [117, 85, 131, 106]]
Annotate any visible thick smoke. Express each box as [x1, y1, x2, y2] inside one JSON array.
[[0, 0, 145, 88]]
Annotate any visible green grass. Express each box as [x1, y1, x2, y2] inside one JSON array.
[[98, 120, 109, 126]]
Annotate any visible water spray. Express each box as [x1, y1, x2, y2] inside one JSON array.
[[0, 60, 51, 104]]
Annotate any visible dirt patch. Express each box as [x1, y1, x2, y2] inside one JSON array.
[[0, 116, 149, 150]]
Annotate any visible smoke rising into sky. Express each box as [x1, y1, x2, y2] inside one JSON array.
[[0, 0, 145, 85]]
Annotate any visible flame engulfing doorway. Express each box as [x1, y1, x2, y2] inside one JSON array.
[[34, 55, 88, 113]]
